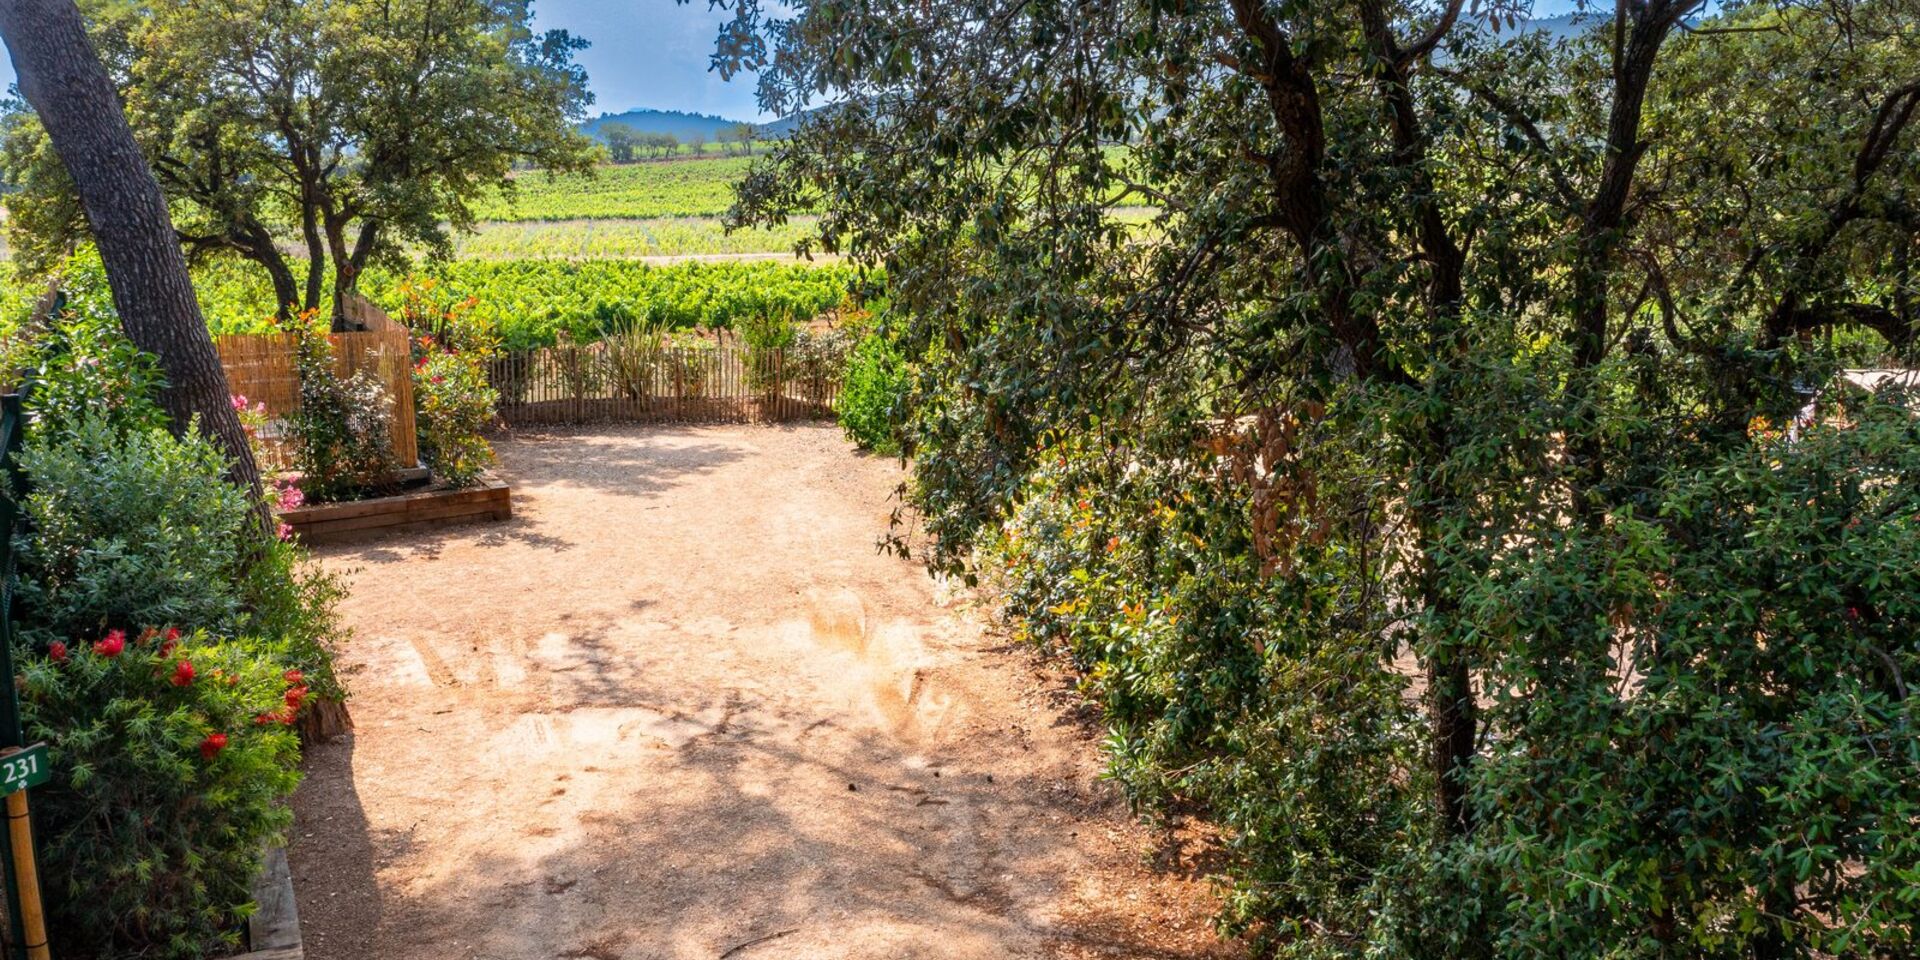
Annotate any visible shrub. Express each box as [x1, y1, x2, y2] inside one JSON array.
[[284, 328, 397, 501], [12, 261, 169, 441], [737, 311, 796, 393], [14, 418, 253, 637], [5, 281, 345, 959], [603, 323, 666, 401], [21, 628, 303, 959], [789, 327, 852, 407], [838, 328, 909, 453], [400, 278, 501, 487], [414, 348, 498, 487], [549, 330, 602, 402], [664, 331, 716, 398]]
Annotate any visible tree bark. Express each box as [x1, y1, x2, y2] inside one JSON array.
[[0, 0, 265, 504]]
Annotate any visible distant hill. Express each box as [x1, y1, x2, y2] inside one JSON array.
[[1522, 13, 1606, 42], [582, 109, 745, 142]]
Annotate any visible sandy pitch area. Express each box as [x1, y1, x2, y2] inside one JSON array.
[[289, 423, 1237, 960]]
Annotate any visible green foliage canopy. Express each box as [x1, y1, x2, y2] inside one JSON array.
[[712, 0, 1920, 954]]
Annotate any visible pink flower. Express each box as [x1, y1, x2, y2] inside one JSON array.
[[230, 394, 248, 410], [200, 733, 228, 759], [47, 641, 67, 664], [93, 630, 126, 658], [170, 660, 196, 687], [276, 522, 295, 541], [276, 484, 305, 511]]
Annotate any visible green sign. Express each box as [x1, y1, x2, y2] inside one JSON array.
[[0, 745, 49, 797]]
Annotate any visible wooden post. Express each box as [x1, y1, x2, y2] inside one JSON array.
[[3, 791, 47, 960]]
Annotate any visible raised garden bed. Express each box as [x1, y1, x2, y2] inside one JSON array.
[[281, 475, 511, 544]]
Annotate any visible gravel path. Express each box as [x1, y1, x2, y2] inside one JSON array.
[[289, 423, 1237, 960]]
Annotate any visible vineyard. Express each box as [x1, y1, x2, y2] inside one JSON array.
[[451, 216, 821, 260], [189, 258, 867, 351], [470, 157, 763, 221]]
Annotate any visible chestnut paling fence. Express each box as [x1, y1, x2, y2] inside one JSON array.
[[214, 329, 420, 470], [487, 336, 843, 425]]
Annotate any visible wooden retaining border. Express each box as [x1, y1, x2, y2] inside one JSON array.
[[281, 475, 512, 544], [231, 846, 301, 960]]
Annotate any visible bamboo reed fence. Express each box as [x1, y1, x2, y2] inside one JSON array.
[[489, 336, 845, 426], [215, 329, 419, 470]]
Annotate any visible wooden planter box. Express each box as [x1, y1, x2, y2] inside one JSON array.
[[282, 475, 511, 544]]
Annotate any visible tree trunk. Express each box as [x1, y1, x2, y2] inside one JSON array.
[[236, 219, 302, 324], [0, 0, 265, 504]]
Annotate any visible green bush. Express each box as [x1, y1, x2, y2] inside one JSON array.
[[789, 327, 852, 407], [284, 329, 398, 501], [838, 328, 909, 453], [663, 331, 715, 397], [4, 292, 345, 958], [21, 629, 302, 959], [414, 348, 498, 487], [738, 311, 797, 393], [15, 418, 253, 637]]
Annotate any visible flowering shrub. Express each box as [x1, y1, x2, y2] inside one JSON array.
[[9, 271, 348, 958], [20, 627, 301, 958], [413, 348, 498, 486], [284, 325, 397, 501], [403, 281, 500, 487]]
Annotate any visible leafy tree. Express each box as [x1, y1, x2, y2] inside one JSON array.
[[2, 0, 597, 326], [709, 0, 1920, 954], [0, 0, 264, 498], [602, 122, 640, 163], [729, 121, 756, 156]]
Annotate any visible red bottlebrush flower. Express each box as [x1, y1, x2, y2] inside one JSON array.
[[283, 669, 304, 685], [430, 375, 445, 385], [284, 685, 310, 709], [253, 713, 275, 726], [48, 641, 68, 663], [170, 660, 196, 687], [94, 630, 126, 658], [165, 627, 182, 643], [277, 709, 297, 726], [200, 733, 228, 759]]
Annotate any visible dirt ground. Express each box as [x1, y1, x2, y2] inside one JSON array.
[[289, 423, 1242, 960]]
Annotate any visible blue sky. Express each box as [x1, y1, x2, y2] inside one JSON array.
[[4, 0, 1596, 123]]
